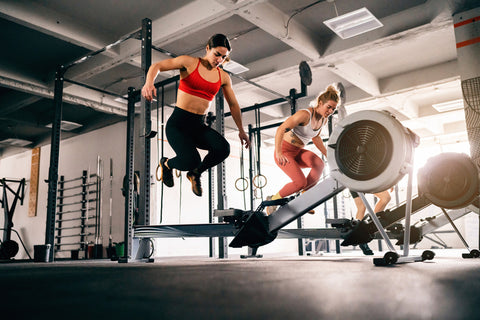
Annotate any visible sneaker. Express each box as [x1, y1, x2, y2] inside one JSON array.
[[187, 170, 202, 197], [359, 243, 374, 255], [265, 195, 278, 215], [160, 157, 174, 187]]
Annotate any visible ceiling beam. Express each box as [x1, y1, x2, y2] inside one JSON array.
[[380, 60, 459, 93], [328, 61, 380, 96], [344, 76, 461, 119], [313, 2, 454, 97], [152, 0, 262, 46], [0, 116, 46, 128], [0, 72, 127, 117], [402, 109, 466, 134], [383, 96, 419, 119], [64, 0, 264, 82], [229, 0, 453, 98], [236, 1, 321, 60], [320, 0, 453, 58], [232, 14, 455, 102], [0, 92, 43, 116], [0, 0, 112, 51]]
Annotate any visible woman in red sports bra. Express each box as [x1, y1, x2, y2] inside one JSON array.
[[141, 34, 250, 197]]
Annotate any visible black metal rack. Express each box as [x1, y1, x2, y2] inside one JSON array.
[[54, 170, 101, 258]]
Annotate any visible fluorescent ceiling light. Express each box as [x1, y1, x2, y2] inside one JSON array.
[[222, 60, 249, 74], [432, 99, 464, 112], [324, 7, 383, 39], [45, 120, 83, 131], [0, 138, 32, 147]]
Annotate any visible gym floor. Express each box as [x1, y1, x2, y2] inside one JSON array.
[[1, 249, 479, 320]]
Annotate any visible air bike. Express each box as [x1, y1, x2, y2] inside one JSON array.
[[134, 110, 480, 265], [226, 110, 480, 266]]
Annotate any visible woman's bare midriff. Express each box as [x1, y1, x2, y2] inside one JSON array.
[[283, 131, 305, 148], [176, 90, 212, 115]]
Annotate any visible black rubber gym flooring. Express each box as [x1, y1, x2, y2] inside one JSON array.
[[1, 251, 479, 319]]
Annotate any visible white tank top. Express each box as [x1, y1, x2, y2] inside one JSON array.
[[291, 108, 326, 145]]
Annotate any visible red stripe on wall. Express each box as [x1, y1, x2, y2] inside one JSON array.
[[456, 36, 480, 48], [454, 16, 480, 28]]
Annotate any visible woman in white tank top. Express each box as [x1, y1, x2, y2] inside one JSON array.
[[266, 85, 339, 215]]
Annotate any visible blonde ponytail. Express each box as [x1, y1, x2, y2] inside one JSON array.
[[316, 84, 340, 106]]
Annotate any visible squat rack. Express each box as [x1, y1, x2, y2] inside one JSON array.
[[44, 21, 145, 262]]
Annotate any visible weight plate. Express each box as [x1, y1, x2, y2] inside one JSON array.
[[299, 61, 312, 86], [0, 240, 19, 259]]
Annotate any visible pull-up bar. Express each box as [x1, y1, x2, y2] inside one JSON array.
[[151, 45, 289, 100], [63, 78, 127, 100], [64, 30, 142, 70]]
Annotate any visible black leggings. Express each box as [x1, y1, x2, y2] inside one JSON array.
[[165, 107, 230, 174]]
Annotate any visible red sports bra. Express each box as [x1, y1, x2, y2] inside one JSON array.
[[178, 58, 222, 101]]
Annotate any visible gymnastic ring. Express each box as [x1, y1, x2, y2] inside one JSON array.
[[235, 177, 249, 192], [155, 163, 161, 181], [252, 174, 267, 189]]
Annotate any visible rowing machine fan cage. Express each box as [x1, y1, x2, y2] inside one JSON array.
[[327, 110, 418, 193], [417, 152, 480, 209]]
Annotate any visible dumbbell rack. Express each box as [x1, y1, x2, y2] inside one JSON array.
[[54, 170, 101, 258]]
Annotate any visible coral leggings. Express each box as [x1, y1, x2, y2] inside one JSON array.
[[275, 140, 324, 198]]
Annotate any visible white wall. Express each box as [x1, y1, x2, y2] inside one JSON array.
[[0, 121, 128, 259]]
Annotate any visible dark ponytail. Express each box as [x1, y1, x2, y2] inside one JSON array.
[[207, 34, 231, 51]]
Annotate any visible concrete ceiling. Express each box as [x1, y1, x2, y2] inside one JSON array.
[[0, 0, 478, 157]]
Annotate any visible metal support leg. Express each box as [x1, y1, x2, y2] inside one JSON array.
[[120, 87, 136, 263], [441, 208, 480, 258], [215, 90, 228, 259], [361, 168, 433, 265], [359, 192, 397, 252], [442, 208, 470, 249], [45, 65, 65, 262]]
